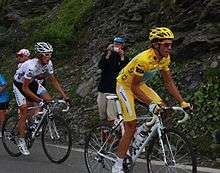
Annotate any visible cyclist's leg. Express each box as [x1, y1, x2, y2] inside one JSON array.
[[13, 83, 30, 155], [25, 83, 51, 122], [117, 120, 137, 155], [138, 84, 162, 105], [13, 84, 28, 137], [26, 101, 38, 119], [17, 105, 28, 137], [0, 102, 9, 127], [138, 84, 171, 120], [112, 84, 137, 172], [37, 83, 52, 101]]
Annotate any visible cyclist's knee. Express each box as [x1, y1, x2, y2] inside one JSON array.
[[19, 105, 27, 111], [41, 92, 52, 101], [19, 105, 28, 117], [124, 120, 137, 133]]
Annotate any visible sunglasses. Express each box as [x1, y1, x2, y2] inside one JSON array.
[[159, 42, 173, 48], [42, 53, 52, 57]]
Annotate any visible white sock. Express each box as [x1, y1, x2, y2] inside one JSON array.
[[115, 157, 123, 167]]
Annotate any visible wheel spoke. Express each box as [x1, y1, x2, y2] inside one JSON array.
[[84, 124, 120, 173], [42, 116, 72, 163], [2, 115, 22, 157], [146, 129, 196, 173]]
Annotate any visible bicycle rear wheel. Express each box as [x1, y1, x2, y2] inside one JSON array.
[[84, 124, 121, 173], [146, 129, 197, 173], [41, 116, 72, 163], [2, 115, 21, 157]]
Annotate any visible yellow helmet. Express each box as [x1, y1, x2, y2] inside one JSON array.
[[149, 27, 174, 41]]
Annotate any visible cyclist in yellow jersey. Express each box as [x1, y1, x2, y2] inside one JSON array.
[[112, 27, 192, 173]]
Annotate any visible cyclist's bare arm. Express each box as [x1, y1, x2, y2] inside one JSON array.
[[131, 75, 152, 105], [161, 69, 184, 103], [22, 78, 42, 102], [0, 85, 7, 92], [48, 74, 68, 99]]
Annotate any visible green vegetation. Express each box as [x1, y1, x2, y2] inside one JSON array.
[[144, 62, 219, 155], [188, 69, 220, 154], [21, 0, 94, 58], [0, 0, 10, 9]]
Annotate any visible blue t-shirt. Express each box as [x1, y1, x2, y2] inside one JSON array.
[[0, 74, 9, 103]]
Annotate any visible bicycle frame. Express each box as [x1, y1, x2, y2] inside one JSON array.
[[103, 95, 190, 165], [29, 109, 47, 139], [27, 100, 69, 140], [131, 114, 177, 167]]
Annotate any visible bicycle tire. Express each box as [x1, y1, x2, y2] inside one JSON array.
[[41, 116, 72, 164], [84, 123, 121, 173], [2, 115, 22, 157], [146, 128, 197, 173]]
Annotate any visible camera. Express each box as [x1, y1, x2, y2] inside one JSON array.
[[113, 47, 119, 52]]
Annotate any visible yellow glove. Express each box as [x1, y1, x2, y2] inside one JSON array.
[[181, 101, 192, 110]]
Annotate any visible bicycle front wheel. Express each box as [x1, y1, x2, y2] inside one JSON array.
[[41, 116, 72, 163], [84, 124, 121, 173], [2, 115, 22, 157], [146, 129, 197, 173]]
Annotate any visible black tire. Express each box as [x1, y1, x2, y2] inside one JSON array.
[[146, 128, 197, 173], [41, 116, 72, 164], [84, 124, 121, 173], [2, 115, 22, 157]]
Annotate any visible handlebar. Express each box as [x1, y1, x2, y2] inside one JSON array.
[[146, 106, 190, 126], [57, 99, 70, 112], [37, 99, 70, 114], [166, 106, 189, 124]]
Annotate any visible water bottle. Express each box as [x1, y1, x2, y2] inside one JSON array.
[[28, 119, 36, 131], [28, 115, 40, 131], [133, 124, 149, 149]]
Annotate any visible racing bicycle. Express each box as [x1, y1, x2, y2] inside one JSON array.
[[84, 95, 197, 173], [2, 99, 72, 164]]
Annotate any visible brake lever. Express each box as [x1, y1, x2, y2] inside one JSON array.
[[58, 100, 70, 112]]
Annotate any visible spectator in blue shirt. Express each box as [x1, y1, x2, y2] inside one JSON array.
[[0, 73, 10, 128]]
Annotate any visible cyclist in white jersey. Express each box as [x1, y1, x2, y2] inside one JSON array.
[[13, 42, 70, 155], [16, 48, 46, 85]]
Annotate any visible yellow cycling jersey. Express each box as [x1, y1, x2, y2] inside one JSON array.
[[117, 48, 171, 87]]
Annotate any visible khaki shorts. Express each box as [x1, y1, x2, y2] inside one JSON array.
[[97, 92, 117, 121]]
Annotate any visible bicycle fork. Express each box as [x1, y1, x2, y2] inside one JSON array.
[[48, 117, 60, 140], [157, 127, 176, 167]]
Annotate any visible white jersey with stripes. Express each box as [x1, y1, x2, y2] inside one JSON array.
[[14, 58, 53, 83]]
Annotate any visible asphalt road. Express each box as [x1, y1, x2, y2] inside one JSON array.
[[0, 141, 219, 173], [0, 141, 87, 173]]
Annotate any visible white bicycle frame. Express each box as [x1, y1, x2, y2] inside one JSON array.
[[27, 100, 70, 139], [103, 94, 189, 165]]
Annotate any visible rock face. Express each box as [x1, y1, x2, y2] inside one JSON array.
[[0, 0, 62, 53], [81, 0, 220, 58], [77, 0, 220, 96]]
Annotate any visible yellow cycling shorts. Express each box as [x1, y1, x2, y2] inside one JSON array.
[[116, 83, 162, 122]]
